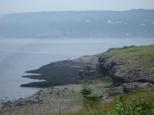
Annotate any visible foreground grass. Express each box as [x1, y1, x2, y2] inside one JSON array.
[[64, 87, 154, 115], [1, 87, 153, 115]]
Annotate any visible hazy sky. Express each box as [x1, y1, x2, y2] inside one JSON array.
[[0, 0, 154, 14]]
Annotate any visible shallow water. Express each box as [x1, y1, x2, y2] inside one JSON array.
[[0, 38, 154, 102]]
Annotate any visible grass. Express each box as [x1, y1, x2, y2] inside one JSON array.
[[63, 87, 154, 115], [106, 45, 154, 69], [8, 87, 152, 115]]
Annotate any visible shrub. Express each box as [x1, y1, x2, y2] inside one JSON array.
[[114, 94, 154, 115], [80, 88, 102, 109], [80, 88, 92, 98]]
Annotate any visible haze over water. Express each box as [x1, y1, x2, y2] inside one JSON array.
[[0, 38, 154, 102]]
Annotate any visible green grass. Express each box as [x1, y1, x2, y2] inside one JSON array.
[[106, 45, 154, 69], [64, 87, 154, 115]]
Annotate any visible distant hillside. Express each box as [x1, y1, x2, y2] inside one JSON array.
[[0, 9, 154, 38]]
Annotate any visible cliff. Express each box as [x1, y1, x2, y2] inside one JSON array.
[[97, 45, 154, 87]]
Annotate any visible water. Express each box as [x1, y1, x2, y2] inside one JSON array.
[[0, 38, 154, 102]]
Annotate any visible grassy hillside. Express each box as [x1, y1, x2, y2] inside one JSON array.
[[106, 45, 154, 69]]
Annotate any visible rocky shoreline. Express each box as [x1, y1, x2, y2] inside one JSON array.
[[0, 90, 44, 110], [22, 45, 154, 89], [0, 84, 83, 114]]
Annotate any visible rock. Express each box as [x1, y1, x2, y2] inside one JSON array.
[[122, 82, 153, 93], [104, 87, 123, 99]]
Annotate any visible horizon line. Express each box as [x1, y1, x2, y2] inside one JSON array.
[[1, 8, 154, 15]]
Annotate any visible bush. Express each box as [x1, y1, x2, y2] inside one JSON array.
[[114, 95, 154, 115], [80, 88, 92, 98], [80, 88, 102, 109]]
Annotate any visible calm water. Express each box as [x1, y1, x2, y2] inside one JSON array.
[[0, 38, 154, 102]]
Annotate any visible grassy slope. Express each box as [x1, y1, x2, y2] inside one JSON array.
[[64, 87, 154, 115], [106, 45, 154, 69]]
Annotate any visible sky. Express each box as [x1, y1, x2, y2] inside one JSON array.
[[0, 0, 154, 14]]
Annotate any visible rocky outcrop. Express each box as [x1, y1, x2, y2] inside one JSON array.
[[97, 45, 154, 87], [97, 56, 154, 86], [22, 55, 98, 87]]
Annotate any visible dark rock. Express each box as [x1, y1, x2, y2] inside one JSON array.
[[22, 57, 98, 88]]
